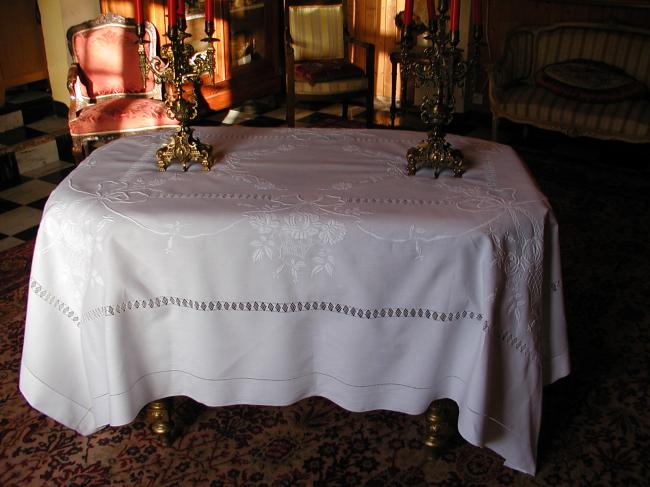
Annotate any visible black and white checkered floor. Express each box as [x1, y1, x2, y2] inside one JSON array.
[[1, 85, 495, 252]]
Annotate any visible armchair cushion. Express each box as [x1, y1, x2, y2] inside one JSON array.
[[536, 59, 648, 103], [69, 97, 178, 136], [295, 60, 365, 85], [71, 24, 156, 99]]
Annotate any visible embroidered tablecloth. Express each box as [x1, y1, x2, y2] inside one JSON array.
[[19, 127, 570, 474]]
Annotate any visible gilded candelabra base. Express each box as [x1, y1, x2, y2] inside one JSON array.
[[406, 130, 465, 178], [156, 125, 213, 172]]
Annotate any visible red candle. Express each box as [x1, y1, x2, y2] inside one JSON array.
[[135, 0, 144, 25], [471, 0, 482, 26], [205, 0, 214, 24], [177, 0, 185, 18], [404, 0, 414, 26], [450, 0, 460, 32], [168, 0, 177, 27], [427, 0, 436, 22]]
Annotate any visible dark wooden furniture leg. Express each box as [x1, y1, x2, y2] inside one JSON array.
[[390, 51, 398, 128]]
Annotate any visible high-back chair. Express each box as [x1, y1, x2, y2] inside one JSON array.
[[284, 0, 375, 127], [66, 13, 179, 162]]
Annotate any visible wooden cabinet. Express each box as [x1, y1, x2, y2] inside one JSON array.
[[0, 1, 48, 105], [99, 0, 282, 111]]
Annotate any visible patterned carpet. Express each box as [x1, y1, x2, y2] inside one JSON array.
[[1, 133, 649, 486]]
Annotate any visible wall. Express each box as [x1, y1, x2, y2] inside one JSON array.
[[38, 0, 100, 107], [348, 0, 400, 102], [485, 0, 650, 62]]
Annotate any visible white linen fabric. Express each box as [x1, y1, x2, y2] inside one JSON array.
[[19, 127, 570, 475]]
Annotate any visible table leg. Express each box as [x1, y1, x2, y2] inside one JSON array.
[[390, 54, 398, 128], [424, 400, 453, 451], [147, 399, 174, 445]]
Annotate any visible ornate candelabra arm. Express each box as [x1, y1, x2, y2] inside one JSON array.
[[398, 0, 481, 179], [136, 23, 150, 87], [200, 20, 219, 84], [136, 18, 218, 172]]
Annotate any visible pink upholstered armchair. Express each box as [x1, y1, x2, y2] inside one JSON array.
[[66, 13, 179, 162]]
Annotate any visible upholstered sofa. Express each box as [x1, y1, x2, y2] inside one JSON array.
[[488, 22, 650, 143]]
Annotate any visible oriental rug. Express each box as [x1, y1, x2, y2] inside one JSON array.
[[1, 134, 649, 486]]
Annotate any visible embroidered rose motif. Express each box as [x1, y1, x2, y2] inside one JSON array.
[[248, 211, 346, 283], [282, 213, 320, 240], [318, 219, 346, 245], [250, 214, 280, 234]]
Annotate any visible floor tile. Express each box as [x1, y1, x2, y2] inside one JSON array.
[[0, 179, 57, 205], [26, 197, 50, 211], [0, 110, 24, 133], [319, 103, 367, 119], [39, 166, 75, 185], [220, 110, 257, 125], [0, 174, 31, 192], [15, 139, 61, 174], [296, 112, 343, 125], [255, 107, 287, 120], [0, 126, 47, 147], [0, 236, 24, 252], [0, 206, 43, 235], [6, 89, 52, 105], [26, 115, 69, 135], [9, 100, 54, 124], [262, 106, 317, 122], [0, 198, 21, 213], [13, 225, 40, 241], [295, 100, 334, 111], [240, 116, 286, 127], [22, 160, 75, 179], [0, 151, 21, 188], [193, 118, 223, 127], [56, 133, 75, 163]]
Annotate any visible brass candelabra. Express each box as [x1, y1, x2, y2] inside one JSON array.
[[137, 19, 218, 172], [400, 1, 481, 178]]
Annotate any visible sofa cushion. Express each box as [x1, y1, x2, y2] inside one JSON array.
[[497, 84, 650, 142], [536, 59, 648, 103]]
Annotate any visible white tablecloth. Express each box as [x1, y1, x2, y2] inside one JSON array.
[[20, 127, 569, 474]]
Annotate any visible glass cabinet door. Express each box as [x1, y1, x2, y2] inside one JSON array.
[[227, 0, 270, 70], [185, 2, 209, 54]]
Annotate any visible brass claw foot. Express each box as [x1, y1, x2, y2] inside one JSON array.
[[146, 399, 174, 446], [156, 126, 213, 172], [406, 135, 465, 178], [424, 400, 454, 454]]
